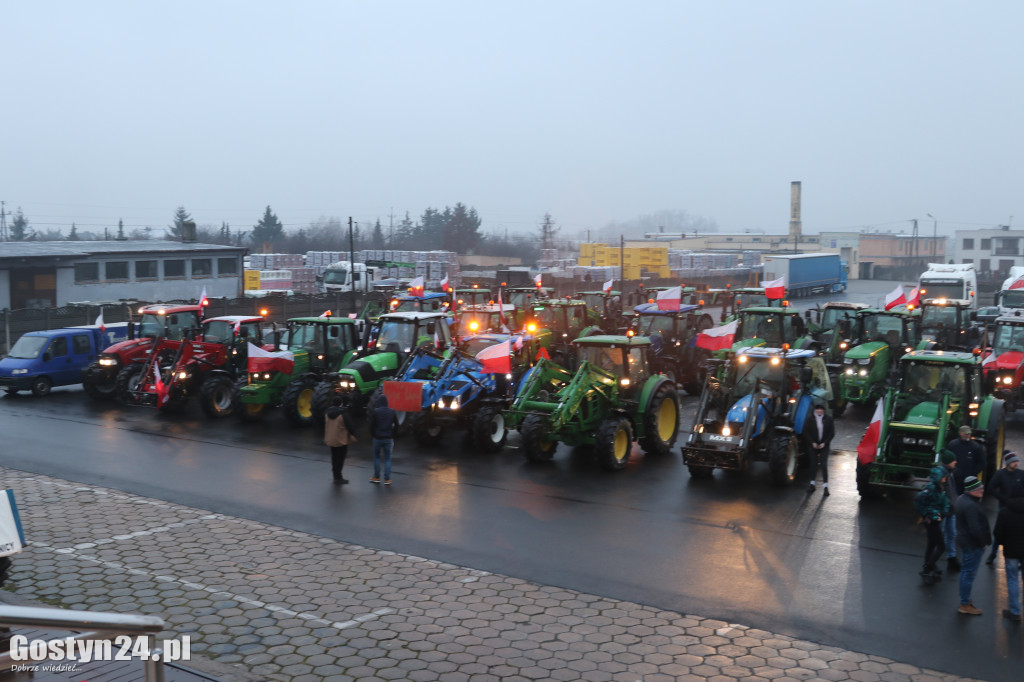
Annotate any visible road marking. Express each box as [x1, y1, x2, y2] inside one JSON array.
[[59, 515, 221, 550], [30, 540, 394, 631]]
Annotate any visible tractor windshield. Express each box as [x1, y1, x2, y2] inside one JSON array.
[[729, 357, 783, 397], [532, 307, 567, 332], [902, 361, 968, 402], [740, 312, 802, 346], [582, 294, 606, 310], [737, 293, 769, 308], [203, 320, 237, 344], [508, 291, 538, 308], [637, 315, 675, 336], [861, 313, 906, 346], [991, 324, 1024, 355], [376, 320, 418, 353], [137, 312, 198, 340], [579, 345, 626, 377], [456, 291, 490, 307], [821, 307, 858, 330], [920, 306, 959, 334], [289, 323, 324, 352]]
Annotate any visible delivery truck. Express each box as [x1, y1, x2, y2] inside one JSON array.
[[918, 262, 978, 310], [0, 324, 129, 396], [761, 253, 847, 298]]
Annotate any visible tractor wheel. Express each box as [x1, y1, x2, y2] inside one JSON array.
[[983, 400, 1006, 484], [595, 416, 634, 472], [412, 414, 444, 446], [82, 371, 117, 401], [311, 381, 337, 422], [30, 376, 52, 397], [282, 375, 321, 427], [856, 461, 882, 498], [115, 363, 145, 404], [768, 434, 799, 486], [639, 385, 679, 456], [520, 413, 558, 463], [235, 376, 268, 422], [687, 464, 714, 478], [199, 374, 237, 419], [472, 405, 508, 453]]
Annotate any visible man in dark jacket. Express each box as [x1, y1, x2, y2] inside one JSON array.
[[948, 425, 986, 495], [954, 476, 991, 615], [993, 494, 1024, 622], [803, 404, 835, 495], [987, 452, 1024, 565], [368, 393, 396, 485], [939, 449, 961, 572]]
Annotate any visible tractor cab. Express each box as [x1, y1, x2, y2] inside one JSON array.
[[917, 298, 984, 352], [454, 304, 518, 339], [368, 311, 453, 362], [982, 313, 1024, 410], [506, 286, 553, 309], [573, 335, 654, 394], [731, 307, 810, 354], [389, 292, 451, 314], [578, 291, 624, 330], [836, 308, 918, 409], [807, 302, 868, 359], [453, 287, 492, 309], [135, 304, 204, 341], [522, 299, 593, 365]]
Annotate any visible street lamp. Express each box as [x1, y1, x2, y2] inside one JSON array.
[[926, 213, 937, 258]]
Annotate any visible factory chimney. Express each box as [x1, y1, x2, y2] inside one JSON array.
[[788, 181, 802, 244]]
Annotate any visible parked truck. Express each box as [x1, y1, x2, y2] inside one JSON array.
[[996, 266, 1024, 314], [320, 261, 379, 294], [760, 253, 847, 298], [918, 263, 977, 310], [0, 324, 130, 396]]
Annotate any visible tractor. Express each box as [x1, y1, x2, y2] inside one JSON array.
[[915, 298, 985, 352], [389, 291, 451, 314], [857, 350, 1004, 496], [681, 346, 834, 485], [716, 306, 814, 359], [520, 299, 598, 366], [628, 302, 716, 395], [577, 290, 625, 332], [505, 335, 680, 471], [116, 315, 264, 416], [453, 304, 518, 340], [235, 317, 361, 423], [806, 301, 868, 354], [505, 286, 552, 310], [982, 312, 1024, 412], [837, 308, 918, 412], [82, 303, 204, 401], [312, 311, 454, 419], [453, 286, 493, 309]]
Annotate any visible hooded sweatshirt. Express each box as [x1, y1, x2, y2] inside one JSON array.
[[914, 466, 951, 522]]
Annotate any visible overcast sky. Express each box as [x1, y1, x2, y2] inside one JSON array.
[[3, 1, 1022, 240]]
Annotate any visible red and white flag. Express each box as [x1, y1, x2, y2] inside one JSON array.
[[1009, 274, 1024, 290], [905, 285, 920, 308], [857, 398, 884, 465], [199, 286, 209, 307], [95, 311, 105, 334], [154, 371, 170, 408], [656, 286, 682, 311], [695, 319, 738, 352], [319, 310, 332, 318], [409, 276, 425, 297], [884, 285, 907, 310], [760, 276, 785, 300], [513, 335, 524, 351], [534, 273, 543, 287], [603, 279, 614, 294], [246, 342, 295, 374], [475, 339, 512, 374], [439, 274, 450, 292]]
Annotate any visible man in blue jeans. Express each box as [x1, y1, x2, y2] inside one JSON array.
[[954, 476, 991, 615], [993, 493, 1024, 622], [368, 394, 396, 485]]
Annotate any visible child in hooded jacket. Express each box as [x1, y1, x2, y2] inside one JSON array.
[[915, 465, 951, 581]]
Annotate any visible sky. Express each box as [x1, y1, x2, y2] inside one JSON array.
[[3, 1, 1023, 241]]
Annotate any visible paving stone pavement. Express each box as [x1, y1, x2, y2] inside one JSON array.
[[0, 467, 976, 682]]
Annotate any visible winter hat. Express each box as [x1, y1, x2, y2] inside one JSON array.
[[939, 449, 956, 465], [963, 476, 984, 493], [1005, 452, 1020, 467]]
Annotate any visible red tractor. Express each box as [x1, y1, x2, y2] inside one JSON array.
[[116, 315, 265, 417], [82, 303, 204, 401], [983, 312, 1024, 412]]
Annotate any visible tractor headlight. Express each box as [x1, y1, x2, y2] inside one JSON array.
[[859, 369, 868, 376], [232, 349, 238, 355], [770, 357, 780, 366], [317, 354, 324, 360], [905, 347, 913, 354], [721, 425, 731, 436], [98, 357, 117, 366], [263, 373, 271, 380], [845, 368, 855, 375], [450, 397, 460, 410], [1003, 376, 1014, 385], [839, 342, 848, 349], [902, 436, 918, 445], [620, 378, 631, 386], [178, 371, 188, 380]]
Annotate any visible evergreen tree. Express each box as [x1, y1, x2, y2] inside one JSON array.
[[10, 208, 30, 241], [396, 212, 415, 247], [69, 223, 80, 241], [372, 219, 385, 248], [220, 221, 231, 244], [418, 208, 444, 249], [251, 205, 285, 246], [167, 206, 192, 238], [444, 203, 482, 252]]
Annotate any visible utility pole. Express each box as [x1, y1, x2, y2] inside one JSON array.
[[348, 216, 357, 293], [912, 218, 919, 273], [0, 201, 6, 242]]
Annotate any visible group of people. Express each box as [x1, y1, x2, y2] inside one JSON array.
[[913, 425, 1024, 620], [323, 394, 397, 485]]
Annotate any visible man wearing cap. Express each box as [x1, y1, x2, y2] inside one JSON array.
[[954, 475, 991, 615], [986, 452, 1024, 566], [948, 425, 986, 496]]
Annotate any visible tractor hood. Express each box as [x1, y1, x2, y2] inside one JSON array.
[[726, 394, 767, 437], [731, 338, 767, 353], [845, 341, 888, 361], [897, 401, 943, 426], [983, 350, 1024, 372], [102, 338, 152, 357]]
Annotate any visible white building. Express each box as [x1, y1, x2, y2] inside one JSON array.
[[0, 240, 246, 309], [953, 226, 1024, 276]]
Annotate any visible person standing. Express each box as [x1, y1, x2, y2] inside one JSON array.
[[914, 465, 951, 583], [324, 397, 356, 484], [992, 493, 1024, 622], [954, 476, 991, 615], [948, 425, 986, 495], [368, 393, 396, 485], [939, 449, 961, 572], [987, 452, 1024, 566], [804, 404, 834, 496]]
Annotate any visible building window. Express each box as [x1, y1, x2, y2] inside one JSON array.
[[136, 260, 158, 279], [105, 261, 129, 281], [74, 263, 99, 283], [218, 257, 238, 276], [981, 238, 992, 250], [962, 259, 973, 264], [191, 259, 213, 277], [963, 238, 974, 250], [164, 259, 186, 278], [981, 259, 991, 272]]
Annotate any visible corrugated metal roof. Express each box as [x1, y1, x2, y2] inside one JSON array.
[[0, 240, 246, 259]]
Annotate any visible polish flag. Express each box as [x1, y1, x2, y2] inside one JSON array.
[[905, 285, 920, 309], [513, 335, 524, 351], [760, 276, 786, 300], [475, 339, 512, 374], [695, 319, 738, 352], [95, 311, 105, 334], [246, 342, 295, 374], [535, 273, 543, 287], [199, 286, 209, 307], [409, 276, 425, 297], [319, 310, 332, 318], [1009, 274, 1024, 290], [497, 289, 507, 329], [884, 285, 907, 310], [857, 398, 885, 465], [656, 286, 682, 311], [440, 274, 450, 292], [154, 371, 170, 408], [603, 279, 614, 294]]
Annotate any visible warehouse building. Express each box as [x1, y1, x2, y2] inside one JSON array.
[[0, 240, 246, 309]]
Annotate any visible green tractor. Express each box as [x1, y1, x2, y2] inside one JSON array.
[[235, 317, 361, 423], [505, 335, 680, 471], [312, 311, 454, 418], [837, 308, 918, 412], [915, 298, 986, 352], [577, 290, 625, 332], [521, 299, 599, 366], [627, 302, 716, 395], [857, 349, 1005, 496], [715, 306, 813, 359]]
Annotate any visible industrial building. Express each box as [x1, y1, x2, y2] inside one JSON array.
[[0, 240, 246, 309]]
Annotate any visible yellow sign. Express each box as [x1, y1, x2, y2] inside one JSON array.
[[244, 270, 261, 290]]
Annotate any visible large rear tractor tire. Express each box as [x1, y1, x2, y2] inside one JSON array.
[[472, 405, 508, 453], [82, 369, 118, 401], [768, 434, 799, 486], [520, 413, 558, 463], [199, 374, 237, 418], [282, 375, 321, 427], [595, 416, 634, 472], [412, 414, 444, 446], [856, 461, 882, 498], [311, 381, 337, 423], [983, 400, 1006, 484], [639, 384, 680, 456], [115, 363, 145, 404]]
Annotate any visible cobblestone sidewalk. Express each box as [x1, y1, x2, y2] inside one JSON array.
[[0, 467, 973, 682]]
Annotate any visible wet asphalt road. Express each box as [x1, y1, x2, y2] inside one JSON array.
[[0, 280, 1021, 680]]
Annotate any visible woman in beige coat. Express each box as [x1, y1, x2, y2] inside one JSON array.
[[324, 397, 357, 483]]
